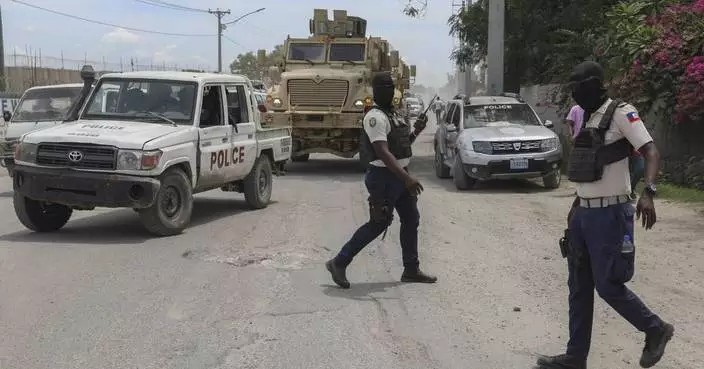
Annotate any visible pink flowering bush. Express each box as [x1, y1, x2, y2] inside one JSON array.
[[614, 1, 704, 124]]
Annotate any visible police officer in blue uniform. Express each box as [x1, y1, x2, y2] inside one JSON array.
[[537, 61, 674, 369], [325, 71, 436, 289]]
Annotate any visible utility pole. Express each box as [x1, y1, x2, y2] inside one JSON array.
[[0, 5, 6, 91], [209, 8, 231, 73], [486, 0, 505, 95], [451, 0, 465, 95]]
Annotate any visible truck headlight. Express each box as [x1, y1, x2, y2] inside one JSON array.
[[353, 99, 364, 108], [541, 137, 559, 151], [117, 149, 162, 170], [14, 142, 38, 162], [272, 98, 282, 107], [471, 141, 493, 154]]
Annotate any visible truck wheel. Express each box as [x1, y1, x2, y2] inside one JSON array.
[[542, 168, 562, 189], [13, 192, 72, 232], [291, 153, 309, 162], [243, 154, 273, 209], [138, 168, 193, 237], [434, 146, 451, 179], [452, 155, 475, 190]]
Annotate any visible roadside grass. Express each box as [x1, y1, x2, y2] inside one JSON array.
[[635, 182, 704, 203]]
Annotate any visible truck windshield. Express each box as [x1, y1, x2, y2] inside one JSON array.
[[329, 43, 366, 61], [12, 87, 81, 123], [464, 104, 541, 128], [81, 79, 197, 125], [288, 43, 325, 62]]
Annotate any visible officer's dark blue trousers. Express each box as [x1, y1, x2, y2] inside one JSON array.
[[334, 165, 420, 268], [566, 202, 663, 359]]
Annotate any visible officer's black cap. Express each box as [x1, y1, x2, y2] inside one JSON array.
[[568, 61, 604, 84], [372, 71, 394, 88]]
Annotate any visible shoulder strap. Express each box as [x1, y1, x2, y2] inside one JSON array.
[[597, 99, 624, 132]]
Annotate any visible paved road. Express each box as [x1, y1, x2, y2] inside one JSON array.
[[1, 119, 702, 369]]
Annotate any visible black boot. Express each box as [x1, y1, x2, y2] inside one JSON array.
[[400, 268, 437, 283], [639, 322, 674, 368], [536, 354, 586, 369], [325, 259, 350, 289]]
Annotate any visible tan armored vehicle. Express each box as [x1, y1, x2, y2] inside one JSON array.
[[257, 9, 417, 167]]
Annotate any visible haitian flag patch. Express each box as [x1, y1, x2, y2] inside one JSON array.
[[626, 111, 640, 123]]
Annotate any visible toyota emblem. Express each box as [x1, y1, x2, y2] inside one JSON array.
[[513, 142, 521, 151], [67, 150, 84, 162]]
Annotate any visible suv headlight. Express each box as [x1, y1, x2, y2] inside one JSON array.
[[272, 98, 282, 107], [353, 99, 364, 108], [541, 137, 560, 151], [14, 142, 38, 162], [471, 141, 493, 154], [117, 149, 163, 170]]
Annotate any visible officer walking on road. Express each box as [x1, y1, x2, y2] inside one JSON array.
[[433, 98, 445, 123], [537, 61, 674, 369], [325, 71, 437, 289]]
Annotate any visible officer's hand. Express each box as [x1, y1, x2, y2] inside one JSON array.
[[636, 194, 657, 230], [404, 176, 424, 196], [414, 114, 428, 132]]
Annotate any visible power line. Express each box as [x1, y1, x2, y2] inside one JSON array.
[[133, 0, 208, 13], [10, 0, 214, 37], [223, 35, 244, 48]]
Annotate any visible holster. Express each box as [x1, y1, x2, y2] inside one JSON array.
[[559, 229, 570, 258], [559, 228, 586, 267]]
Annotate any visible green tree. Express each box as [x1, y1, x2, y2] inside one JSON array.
[[229, 52, 259, 79]]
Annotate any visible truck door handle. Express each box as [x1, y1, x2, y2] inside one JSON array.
[[222, 137, 228, 143]]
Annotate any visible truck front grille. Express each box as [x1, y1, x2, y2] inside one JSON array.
[[36, 143, 117, 170], [287, 79, 348, 107], [490, 140, 542, 153]]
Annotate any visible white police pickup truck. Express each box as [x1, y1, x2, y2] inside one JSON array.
[[12, 71, 292, 236]]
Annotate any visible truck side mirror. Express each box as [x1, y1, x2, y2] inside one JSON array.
[[544, 119, 554, 128], [3, 111, 11, 122], [410, 65, 416, 77], [390, 51, 399, 67], [257, 49, 266, 65], [268, 65, 281, 80], [446, 124, 457, 132]]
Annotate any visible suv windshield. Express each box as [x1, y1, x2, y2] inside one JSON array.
[[82, 79, 197, 125], [12, 87, 81, 122], [329, 43, 365, 61], [464, 103, 541, 128], [288, 43, 325, 62]]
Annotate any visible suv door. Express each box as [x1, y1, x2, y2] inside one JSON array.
[[445, 102, 462, 164], [197, 84, 233, 188], [225, 84, 257, 179]]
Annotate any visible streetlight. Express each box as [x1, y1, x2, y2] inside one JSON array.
[[213, 8, 266, 73]]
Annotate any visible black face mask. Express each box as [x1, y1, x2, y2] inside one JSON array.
[[571, 79, 606, 113], [372, 85, 394, 109]]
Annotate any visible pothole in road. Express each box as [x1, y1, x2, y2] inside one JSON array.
[[182, 249, 313, 270]]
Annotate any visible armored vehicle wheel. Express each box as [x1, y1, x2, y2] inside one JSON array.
[[434, 146, 451, 179], [452, 155, 475, 190], [14, 192, 73, 232], [291, 153, 310, 162], [138, 168, 193, 237], [244, 154, 273, 209], [543, 169, 562, 189]]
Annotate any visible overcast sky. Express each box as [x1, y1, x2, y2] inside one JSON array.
[[3, 0, 457, 87]]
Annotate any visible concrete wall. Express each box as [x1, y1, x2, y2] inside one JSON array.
[[2, 66, 114, 94]]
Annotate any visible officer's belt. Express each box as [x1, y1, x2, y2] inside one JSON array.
[[578, 195, 630, 208]]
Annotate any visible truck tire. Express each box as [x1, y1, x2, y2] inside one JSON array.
[[138, 168, 193, 237], [13, 192, 72, 232], [434, 145, 451, 179], [452, 155, 475, 190], [243, 154, 273, 209], [542, 168, 562, 189], [291, 153, 310, 162]]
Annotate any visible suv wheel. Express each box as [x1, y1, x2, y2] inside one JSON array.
[[452, 155, 475, 190], [244, 154, 273, 209], [14, 192, 72, 232], [139, 168, 193, 236], [543, 168, 562, 189]]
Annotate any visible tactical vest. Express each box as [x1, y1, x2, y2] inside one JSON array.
[[361, 106, 413, 162], [567, 99, 634, 183]]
